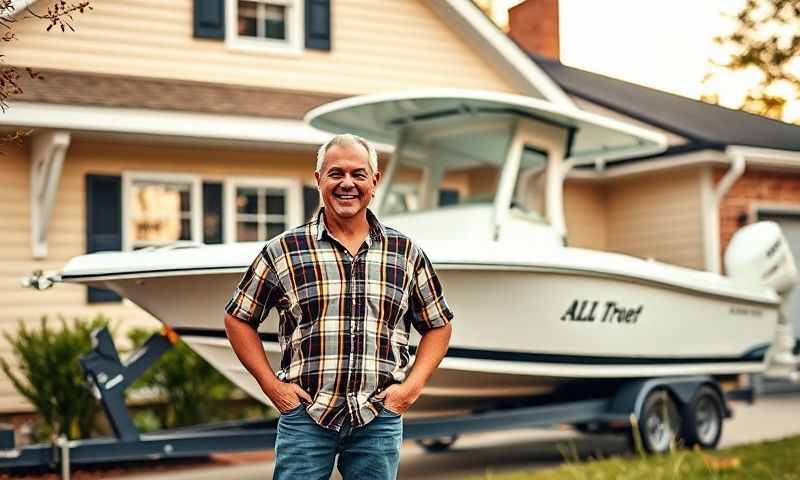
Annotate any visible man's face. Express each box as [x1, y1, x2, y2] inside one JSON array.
[[315, 143, 380, 220]]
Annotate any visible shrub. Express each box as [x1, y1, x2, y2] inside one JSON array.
[[127, 328, 239, 428], [0, 315, 109, 441]]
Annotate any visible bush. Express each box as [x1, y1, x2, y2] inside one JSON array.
[[0, 315, 109, 441], [127, 328, 239, 429]]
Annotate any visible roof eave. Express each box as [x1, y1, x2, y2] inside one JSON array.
[[426, 0, 574, 107]]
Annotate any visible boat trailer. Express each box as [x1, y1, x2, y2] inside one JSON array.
[[0, 327, 753, 474]]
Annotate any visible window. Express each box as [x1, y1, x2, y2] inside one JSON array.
[[122, 172, 202, 250], [227, 0, 303, 54], [225, 177, 303, 242]]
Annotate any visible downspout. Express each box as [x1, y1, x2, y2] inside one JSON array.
[[704, 148, 746, 274]]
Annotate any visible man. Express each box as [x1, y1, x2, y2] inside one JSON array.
[[224, 133, 453, 479]]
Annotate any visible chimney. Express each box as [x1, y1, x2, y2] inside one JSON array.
[[507, 0, 560, 60]]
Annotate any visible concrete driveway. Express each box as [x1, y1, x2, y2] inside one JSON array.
[[115, 393, 800, 480]]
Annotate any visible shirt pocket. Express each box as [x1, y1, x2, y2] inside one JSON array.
[[368, 265, 410, 331]]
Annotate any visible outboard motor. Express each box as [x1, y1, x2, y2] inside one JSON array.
[[725, 221, 799, 381]]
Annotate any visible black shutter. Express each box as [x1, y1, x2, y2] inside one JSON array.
[[194, 0, 226, 39], [305, 0, 331, 51], [439, 189, 460, 207], [86, 175, 122, 303], [203, 182, 224, 244], [303, 185, 320, 221]]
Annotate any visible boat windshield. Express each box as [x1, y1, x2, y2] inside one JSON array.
[[381, 143, 548, 222]]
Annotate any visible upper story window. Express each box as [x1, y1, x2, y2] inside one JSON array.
[[227, 0, 304, 54]]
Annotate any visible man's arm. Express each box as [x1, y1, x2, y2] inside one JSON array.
[[224, 313, 311, 412], [375, 322, 451, 413]]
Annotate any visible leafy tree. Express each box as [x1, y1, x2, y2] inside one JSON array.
[[0, 0, 91, 142], [704, 0, 799, 122]]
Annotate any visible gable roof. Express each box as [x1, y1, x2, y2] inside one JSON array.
[[530, 54, 800, 153], [12, 0, 573, 108]]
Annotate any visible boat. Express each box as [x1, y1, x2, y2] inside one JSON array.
[[36, 90, 800, 417]]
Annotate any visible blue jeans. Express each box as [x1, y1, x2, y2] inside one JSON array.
[[274, 404, 403, 480]]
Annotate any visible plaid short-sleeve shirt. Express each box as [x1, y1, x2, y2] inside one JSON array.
[[225, 209, 453, 431]]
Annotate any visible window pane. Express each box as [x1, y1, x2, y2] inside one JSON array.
[[266, 222, 286, 239], [265, 191, 285, 215], [237, 221, 259, 241], [179, 189, 191, 213], [238, 0, 258, 37], [179, 219, 191, 241], [264, 4, 286, 40], [130, 182, 191, 245], [236, 188, 259, 214]]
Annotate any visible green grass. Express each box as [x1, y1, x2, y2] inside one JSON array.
[[474, 435, 800, 480]]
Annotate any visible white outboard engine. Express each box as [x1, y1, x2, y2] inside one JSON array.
[[725, 221, 799, 381]]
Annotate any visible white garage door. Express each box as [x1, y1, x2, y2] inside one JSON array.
[[758, 213, 800, 335]]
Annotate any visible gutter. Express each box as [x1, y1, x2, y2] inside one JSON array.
[[704, 145, 800, 274]]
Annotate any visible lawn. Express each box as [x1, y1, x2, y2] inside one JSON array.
[[475, 435, 800, 480]]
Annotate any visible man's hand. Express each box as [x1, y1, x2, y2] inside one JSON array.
[[374, 382, 421, 414], [266, 381, 313, 414]]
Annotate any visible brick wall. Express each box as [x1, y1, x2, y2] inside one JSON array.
[[718, 168, 800, 256], [508, 0, 560, 59]]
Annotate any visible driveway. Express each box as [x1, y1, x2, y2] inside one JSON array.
[[115, 393, 800, 480]]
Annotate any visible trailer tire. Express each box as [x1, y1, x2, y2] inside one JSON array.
[[415, 435, 459, 453], [636, 389, 681, 454], [681, 385, 723, 449]]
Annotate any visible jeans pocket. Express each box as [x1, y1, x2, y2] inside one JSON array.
[[281, 403, 304, 416], [381, 405, 402, 418]]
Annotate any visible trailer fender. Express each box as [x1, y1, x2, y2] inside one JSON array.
[[605, 376, 728, 422]]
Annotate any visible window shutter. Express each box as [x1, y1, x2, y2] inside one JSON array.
[[194, 0, 226, 40], [203, 182, 224, 244], [303, 185, 320, 221], [305, 0, 331, 51], [439, 189, 460, 207], [86, 175, 122, 303]]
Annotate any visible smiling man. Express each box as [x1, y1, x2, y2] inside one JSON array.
[[224, 133, 454, 480]]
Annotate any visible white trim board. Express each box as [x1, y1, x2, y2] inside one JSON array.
[[425, 0, 573, 106], [0, 102, 333, 146]]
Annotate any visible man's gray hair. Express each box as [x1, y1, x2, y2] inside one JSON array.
[[316, 134, 378, 173]]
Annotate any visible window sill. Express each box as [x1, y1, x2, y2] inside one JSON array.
[[225, 37, 304, 58]]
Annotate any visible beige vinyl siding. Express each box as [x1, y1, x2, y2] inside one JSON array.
[[0, 139, 322, 412], [4, 0, 516, 95], [605, 168, 705, 269], [564, 180, 606, 250]]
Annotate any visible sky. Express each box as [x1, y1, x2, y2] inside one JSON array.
[[488, 0, 800, 123]]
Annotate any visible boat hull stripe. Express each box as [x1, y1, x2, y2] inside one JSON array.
[[174, 328, 766, 365]]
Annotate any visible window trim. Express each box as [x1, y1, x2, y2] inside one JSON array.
[[224, 176, 303, 243], [225, 0, 304, 56], [121, 171, 203, 251]]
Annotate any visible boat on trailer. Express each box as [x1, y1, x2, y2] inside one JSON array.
[[40, 90, 799, 417]]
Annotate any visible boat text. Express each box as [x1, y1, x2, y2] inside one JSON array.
[[561, 300, 643, 324]]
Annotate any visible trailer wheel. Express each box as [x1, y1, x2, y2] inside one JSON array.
[[636, 389, 681, 454], [416, 435, 459, 453], [681, 385, 723, 449]]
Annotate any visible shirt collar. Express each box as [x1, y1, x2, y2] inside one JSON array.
[[314, 208, 386, 246]]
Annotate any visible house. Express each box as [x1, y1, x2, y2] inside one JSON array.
[[0, 0, 579, 413], [506, 0, 800, 333], [2, 0, 798, 414]]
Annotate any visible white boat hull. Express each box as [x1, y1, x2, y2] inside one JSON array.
[[83, 263, 775, 416]]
